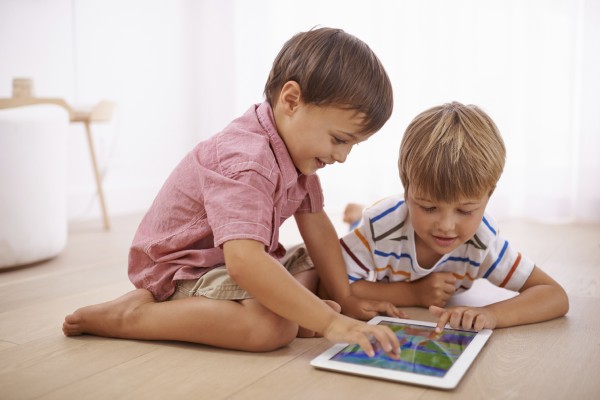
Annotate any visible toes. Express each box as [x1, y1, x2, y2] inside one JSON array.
[[62, 323, 78, 336]]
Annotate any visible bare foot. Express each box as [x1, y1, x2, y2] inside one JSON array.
[[297, 299, 342, 338], [62, 289, 155, 338], [343, 203, 365, 225]]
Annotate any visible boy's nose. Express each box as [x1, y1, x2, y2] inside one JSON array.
[[437, 214, 455, 232], [332, 146, 351, 164]]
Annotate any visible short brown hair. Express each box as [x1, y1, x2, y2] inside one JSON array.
[[399, 102, 506, 202], [264, 27, 393, 134]]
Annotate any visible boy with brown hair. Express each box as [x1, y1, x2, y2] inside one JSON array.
[[342, 102, 569, 331], [63, 27, 403, 356]]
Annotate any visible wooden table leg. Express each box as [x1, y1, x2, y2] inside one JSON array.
[[83, 121, 111, 230]]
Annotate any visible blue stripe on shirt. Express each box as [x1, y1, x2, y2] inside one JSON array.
[[482, 216, 496, 235], [374, 249, 415, 272], [371, 200, 405, 223], [439, 256, 481, 267], [349, 220, 360, 230], [483, 240, 508, 279]]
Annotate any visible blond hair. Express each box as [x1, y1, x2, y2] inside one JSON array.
[[399, 102, 505, 202], [264, 27, 393, 134]]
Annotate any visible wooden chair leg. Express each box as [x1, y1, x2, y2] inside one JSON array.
[[83, 121, 111, 230]]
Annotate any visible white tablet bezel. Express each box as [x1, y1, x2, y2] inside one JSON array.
[[310, 316, 492, 390]]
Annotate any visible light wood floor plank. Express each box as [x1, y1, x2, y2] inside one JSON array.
[[0, 281, 133, 344], [0, 336, 160, 400], [35, 339, 318, 400], [0, 262, 128, 313]]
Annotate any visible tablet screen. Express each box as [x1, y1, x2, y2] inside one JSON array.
[[311, 317, 492, 389], [330, 320, 477, 377]]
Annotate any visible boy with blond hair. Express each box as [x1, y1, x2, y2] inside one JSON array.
[[342, 102, 569, 331]]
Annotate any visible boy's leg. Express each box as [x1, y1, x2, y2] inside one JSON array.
[[64, 245, 341, 348], [283, 243, 334, 301], [291, 268, 341, 337], [63, 289, 299, 352]]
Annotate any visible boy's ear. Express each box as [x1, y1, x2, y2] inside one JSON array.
[[278, 81, 302, 115]]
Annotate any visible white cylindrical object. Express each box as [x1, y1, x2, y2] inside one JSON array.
[[0, 104, 69, 268]]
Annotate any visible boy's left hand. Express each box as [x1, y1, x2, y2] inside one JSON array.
[[340, 295, 409, 321], [429, 305, 498, 332]]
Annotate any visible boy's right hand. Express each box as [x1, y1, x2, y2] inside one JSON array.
[[323, 314, 400, 358], [411, 272, 457, 307]]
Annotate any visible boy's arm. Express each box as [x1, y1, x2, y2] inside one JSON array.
[[351, 272, 458, 308], [294, 210, 405, 320], [431, 266, 569, 331], [224, 239, 399, 357]]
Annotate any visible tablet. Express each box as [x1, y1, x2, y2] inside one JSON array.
[[311, 316, 492, 390]]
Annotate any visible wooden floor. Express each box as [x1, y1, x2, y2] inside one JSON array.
[[1, 214, 599, 399]]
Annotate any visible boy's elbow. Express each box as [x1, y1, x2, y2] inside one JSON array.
[[225, 250, 249, 284], [223, 240, 258, 284], [548, 281, 569, 318], [558, 286, 570, 317], [226, 259, 244, 282]]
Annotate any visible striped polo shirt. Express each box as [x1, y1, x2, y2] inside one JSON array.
[[340, 195, 535, 292]]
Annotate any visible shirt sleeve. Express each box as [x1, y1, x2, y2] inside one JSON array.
[[478, 234, 536, 291], [203, 164, 277, 249], [339, 213, 376, 283], [294, 174, 324, 214]]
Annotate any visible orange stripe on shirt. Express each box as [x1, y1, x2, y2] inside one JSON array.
[[453, 272, 477, 281], [354, 228, 372, 252], [374, 265, 411, 277], [500, 252, 522, 288]]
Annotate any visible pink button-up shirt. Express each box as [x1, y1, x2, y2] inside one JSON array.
[[128, 102, 324, 301]]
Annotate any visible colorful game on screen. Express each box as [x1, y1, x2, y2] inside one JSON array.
[[331, 321, 477, 377]]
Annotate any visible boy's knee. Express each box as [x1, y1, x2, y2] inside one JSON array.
[[245, 314, 297, 352]]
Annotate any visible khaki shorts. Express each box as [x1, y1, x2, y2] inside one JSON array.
[[169, 244, 314, 301]]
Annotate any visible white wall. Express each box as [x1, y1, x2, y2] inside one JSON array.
[[229, 0, 600, 222], [1, 0, 236, 223], [1, 0, 599, 225]]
